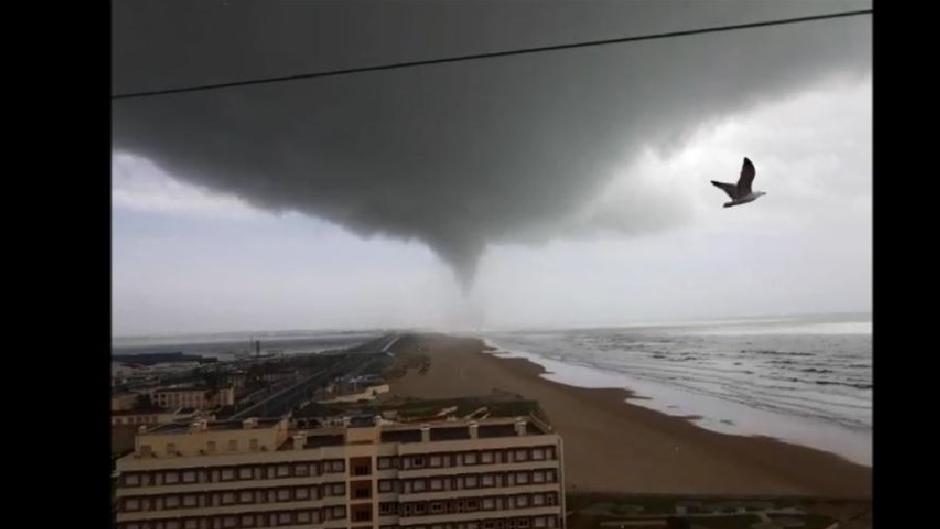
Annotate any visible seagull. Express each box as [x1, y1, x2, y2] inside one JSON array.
[[711, 157, 766, 208]]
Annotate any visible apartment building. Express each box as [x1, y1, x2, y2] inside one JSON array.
[[114, 415, 565, 529]]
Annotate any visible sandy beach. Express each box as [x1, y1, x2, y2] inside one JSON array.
[[388, 333, 871, 498]]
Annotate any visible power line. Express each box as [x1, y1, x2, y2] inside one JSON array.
[[112, 8, 871, 101]]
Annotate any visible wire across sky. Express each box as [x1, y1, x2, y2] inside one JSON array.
[[112, 8, 872, 100]]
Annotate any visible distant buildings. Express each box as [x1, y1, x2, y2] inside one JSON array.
[[114, 415, 565, 529]]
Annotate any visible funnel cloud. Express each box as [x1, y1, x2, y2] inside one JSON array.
[[112, 1, 871, 288]]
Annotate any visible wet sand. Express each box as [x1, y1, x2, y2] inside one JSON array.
[[388, 333, 871, 498]]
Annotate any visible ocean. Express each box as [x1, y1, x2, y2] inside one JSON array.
[[478, 313, 872, 466]]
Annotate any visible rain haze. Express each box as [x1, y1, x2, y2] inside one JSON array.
[[111, 0, 871, 337]]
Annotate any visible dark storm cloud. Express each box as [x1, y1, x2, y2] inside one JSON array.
[[112, 0, 871, 288]]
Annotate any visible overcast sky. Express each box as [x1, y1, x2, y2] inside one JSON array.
[[112, 1, 871, 337]]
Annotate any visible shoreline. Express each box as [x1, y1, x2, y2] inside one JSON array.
[[482, 343, 872, 468], [388, 333, 871, 498]]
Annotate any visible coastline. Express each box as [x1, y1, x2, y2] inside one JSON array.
[[388, 333, 871, 498]]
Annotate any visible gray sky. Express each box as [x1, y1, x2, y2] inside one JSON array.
[[112, 1, 871, 336]]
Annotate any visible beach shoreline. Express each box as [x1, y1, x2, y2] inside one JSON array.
[[388, 333, 871, 498]]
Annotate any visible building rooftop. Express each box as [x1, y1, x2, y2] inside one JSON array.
[[143, 417, 284, 435], [112, 406, 168, 416], [154, 384, 233, 394]]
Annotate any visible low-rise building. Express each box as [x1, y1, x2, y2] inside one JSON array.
[[153, 385, 236, 410], [112, 407, 202, 427], [114, 391, 142, 411]]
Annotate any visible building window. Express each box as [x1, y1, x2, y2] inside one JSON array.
[[221, 468, 235, 481], [183, 494, 198, 507], [223, 516, 237, 528], [482, 475, 495, 487], [546, 493, 557, 505], [411, 456, 426, 468], [533, 493, 546, 506], [277, 489, 290, 502], [332, 483, 346, 495], [297, 512, 311, 523], [241, 515, 255, 527], [482, 498, 495, 511], [165, 495, 180, 509], [546, 447, 555, 460], [182, 471, 196, 483], [239, 467, 252, 480], [534, 518, 547, 528], [184, 520, 199, 529], [430, 478, 443, 491], [277, 465, 290, 477], [240, 491, 254, 503], [514, 450, 528, 462], [332, 506, 346, 519], [278, 513, 292, 525], [295, 463, 309, 476], [430, 502, 444, 514], [378, 480, 394, 493], [532, 448, 545, 460], [377, 457, 393, 470], [330, 460, 345, 473], [124, 473, 140, 486], [429, 455, 442, 468], [296, 487, 309, 500], [463, 476, 478, 488], [481, 451, 494, 464], [412, 480, 426, 492], [222, 492, 235, 505], [124, 498, 140, 512], [166, 521, 180, 529], [516, 472, 529, 485], [164, 471, 179, 484], [464, 453, 477, 465]]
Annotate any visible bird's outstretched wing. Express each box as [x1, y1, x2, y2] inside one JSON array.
[[738, 157, 755, 194], [711, 180, 738, 199]]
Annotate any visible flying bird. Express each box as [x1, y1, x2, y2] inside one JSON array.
[[711, 157, 766, 208]]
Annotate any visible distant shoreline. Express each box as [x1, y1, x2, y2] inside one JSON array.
[[388, 333, 871, 498]]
